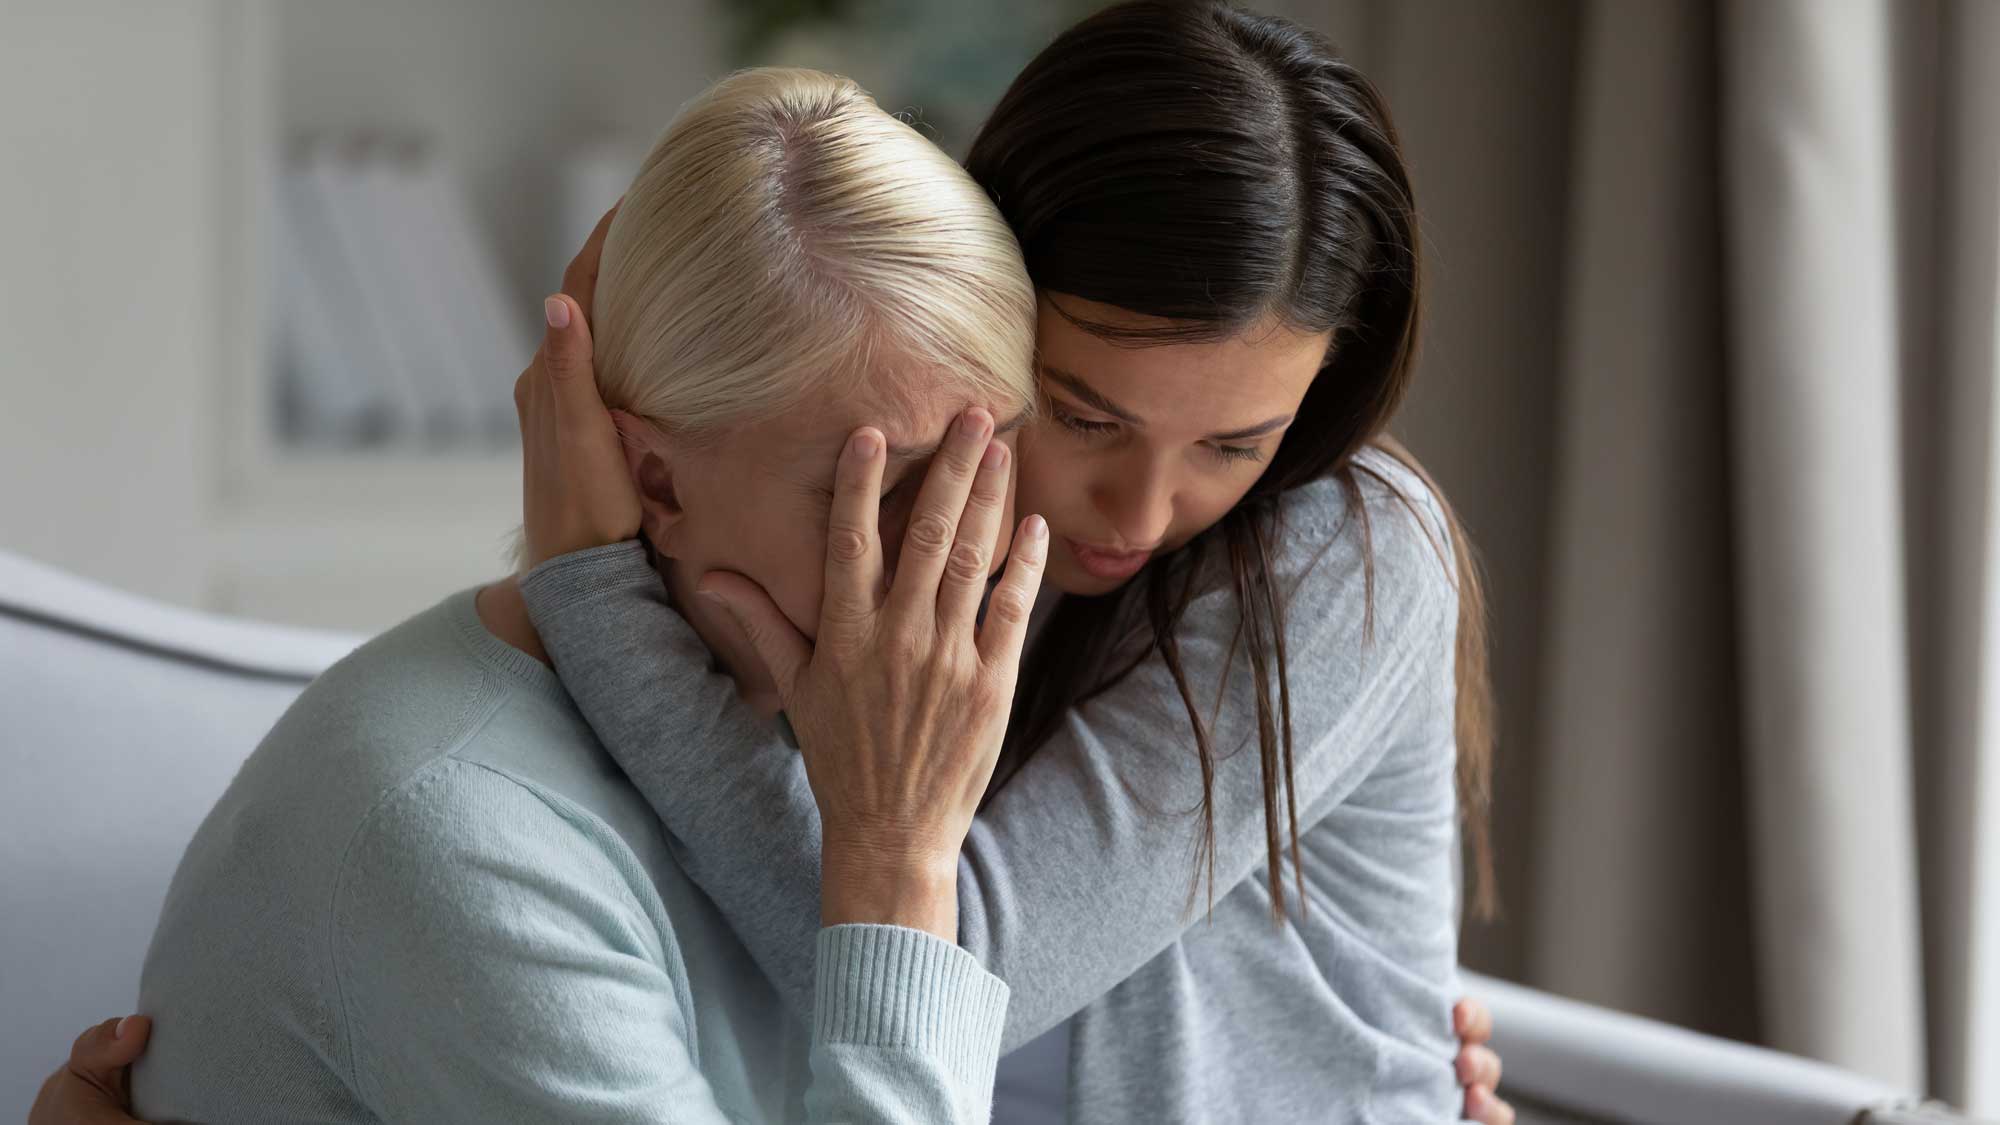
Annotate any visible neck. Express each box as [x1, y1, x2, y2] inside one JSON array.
[[477, 557, 782, 715], [474, 578, 551, 666]]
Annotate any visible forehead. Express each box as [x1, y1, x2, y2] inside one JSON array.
[[1036, 295, 1330, 419], [755, 365, 1020, 471]]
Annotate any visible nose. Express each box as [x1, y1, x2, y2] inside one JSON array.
[[1090, 452, 1175, 550]]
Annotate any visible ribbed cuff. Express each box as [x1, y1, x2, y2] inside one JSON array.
[[814, 924, 1009, 1075], [518, 541, 657, 622]]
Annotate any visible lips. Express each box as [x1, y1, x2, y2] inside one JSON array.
[[1064, 537, 1153, 582]]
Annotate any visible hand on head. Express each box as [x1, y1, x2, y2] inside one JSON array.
[[515, 202, 645, 570], [513, 204, 1050, 941]]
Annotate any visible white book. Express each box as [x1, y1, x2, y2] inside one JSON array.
[[356, 149, 485, 444], [273, 155, 396, 446], [295, 146, 432, 443], [407, 159, 532, 445]]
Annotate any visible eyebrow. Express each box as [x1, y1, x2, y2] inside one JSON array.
[[1208, 414, 1295, 442], [1040, 364, 1141, 424], [884, 407, 1032, 466], [1042, 363, 1293, 442]]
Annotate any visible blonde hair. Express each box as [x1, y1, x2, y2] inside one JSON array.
[[593, 67, 1037, 437]]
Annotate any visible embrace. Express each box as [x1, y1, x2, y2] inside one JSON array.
[[33, 3, 1514, 1122]]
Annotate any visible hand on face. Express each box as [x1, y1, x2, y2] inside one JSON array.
[[699, 409, 1048, 942]]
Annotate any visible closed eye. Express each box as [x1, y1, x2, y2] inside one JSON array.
[[1051, 403, 1118, 437]]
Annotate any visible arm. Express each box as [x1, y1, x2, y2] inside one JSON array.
[[521, 470, 1456, 1049], [335, 762, 1007, 1124], [26, 998, 1517, 1125], [521, 201, 1455, 1048]]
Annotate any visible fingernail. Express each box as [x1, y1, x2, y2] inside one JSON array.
[[544, 296, 570, 329], [982, 440, 1007, 470], [960, 409, 989, 438], [115, 1015, 132, 1040], [1026, 514, 1047, 541], [850, 430, 880, 459]]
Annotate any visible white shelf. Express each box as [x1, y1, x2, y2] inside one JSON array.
[[196, 0, 719, 631]]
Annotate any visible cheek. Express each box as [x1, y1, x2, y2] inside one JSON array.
[[733, 515, 829, 639], [1168, 484, 1248, 548], [1012, 427, 1085, 523], [770, 541, 829, 637]]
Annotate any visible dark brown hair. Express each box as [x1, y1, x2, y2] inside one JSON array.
[[968, 0, 1497, 919]]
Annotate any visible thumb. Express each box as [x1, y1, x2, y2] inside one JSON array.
[[697, 571, 811, 701], [71, 1015, 150, 1077], [540, 293, 604, 422]]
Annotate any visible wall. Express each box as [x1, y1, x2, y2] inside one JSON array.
[[0, 0, 223, 607]]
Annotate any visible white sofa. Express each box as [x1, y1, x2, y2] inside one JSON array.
[[0, 549, 1975, 1123]]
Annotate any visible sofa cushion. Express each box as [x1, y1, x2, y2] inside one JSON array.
[[0, 551, 358, 1112]]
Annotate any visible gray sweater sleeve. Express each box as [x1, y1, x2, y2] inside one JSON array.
[[520, 466, 1459, 1052]]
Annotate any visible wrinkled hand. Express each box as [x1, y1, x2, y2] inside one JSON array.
[[515, 202, 644, 569], [702, 410, 1048, 942], [29, 1016, 150, 1125], [1455, 997, 1513, 1125]]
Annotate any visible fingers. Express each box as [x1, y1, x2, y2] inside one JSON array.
[[561, 201, 620, 322], [977, 514, 1049, 673], [518, 290, 642, 567], [1464, 1083, 1515, 1125], [821, 428, 887, 638], [71, 1016, 150, 1073], [935, 439, 1012, 632], [1456, 1043, 1502, 1091], [889, 408, 994, 623], [1454, 997, 1494, 1045], [33, 1017, 151, 1125], [697, 571, 812, 701], [540, 291, 612, 460], [540, 293, 597, 388]]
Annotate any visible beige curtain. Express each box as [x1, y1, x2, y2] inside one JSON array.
[[1531, 0, 1994, 1106], [1281, 0, 2000, 1110]]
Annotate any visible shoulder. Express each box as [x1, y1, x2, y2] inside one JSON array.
[[335, 757, 669, 955], [1266, 448, 1460, 629], [328, 759, 705, 1115], [262, 594, 499, 786]]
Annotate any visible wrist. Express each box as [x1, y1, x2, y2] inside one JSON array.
[[820, 840, 959, 943]]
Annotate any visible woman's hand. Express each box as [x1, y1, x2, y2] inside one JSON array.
[[703, 410, 1048, 942], [28, 1016, 150, 1125], [515, 202, 645, 568], [1455, 997, 1513, 1125]]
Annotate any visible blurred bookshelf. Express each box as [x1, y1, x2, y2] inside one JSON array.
[[193, 0, 1083, 630], [206, 0, 721, 628]]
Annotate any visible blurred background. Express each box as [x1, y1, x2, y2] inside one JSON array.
[[3, 0, 1997, 1113]]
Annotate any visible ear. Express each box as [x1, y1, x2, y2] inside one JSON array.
[[611, 409, 689, 557]]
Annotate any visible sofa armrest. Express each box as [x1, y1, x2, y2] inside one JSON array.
[[1463, 972, 1975, 1125]]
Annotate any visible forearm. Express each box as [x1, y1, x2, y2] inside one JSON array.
[[807, 925, 1009, 1125], [522, 542, 830, 1011], [522, 507, 1452, 1050]]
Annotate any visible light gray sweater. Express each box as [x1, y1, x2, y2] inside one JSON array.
[[520, 453, 1465, 1122], [132, 590, 1009, 1123]]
